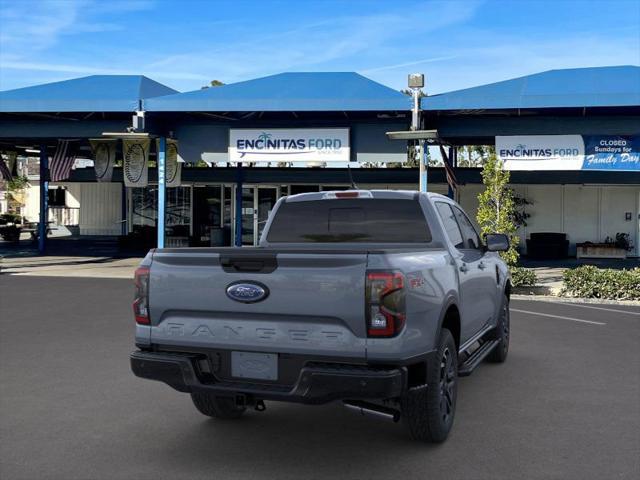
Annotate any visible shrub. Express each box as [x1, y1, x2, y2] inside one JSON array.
[[510, 266, 537, 287], [561, 265, 640, 300]]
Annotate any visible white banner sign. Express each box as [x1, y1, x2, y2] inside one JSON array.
[[90, 139, 116, 182], [229, 128, 350, 162], [123, 138, 149, 187], [496, 135, 585, 170]]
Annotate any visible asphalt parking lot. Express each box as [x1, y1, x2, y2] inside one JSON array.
[[1, 276, 639, 480]]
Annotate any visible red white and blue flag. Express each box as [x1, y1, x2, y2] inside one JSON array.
[[49, 140, 78, 182]]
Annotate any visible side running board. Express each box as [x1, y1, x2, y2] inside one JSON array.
[[458, 339, 499, 377]]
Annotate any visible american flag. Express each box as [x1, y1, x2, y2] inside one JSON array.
[[49, 140, 78, 182], [439, 145, 458, 191], [0, 156, 12, 181]]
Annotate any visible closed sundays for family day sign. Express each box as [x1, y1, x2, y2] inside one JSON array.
[[229, 128, 350, 162], [497, 135, 640, 171]]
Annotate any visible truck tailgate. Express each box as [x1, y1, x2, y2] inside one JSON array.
[[148, 249, 368, 359]]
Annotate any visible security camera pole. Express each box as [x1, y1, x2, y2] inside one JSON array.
[[408, 73, 426, 192]]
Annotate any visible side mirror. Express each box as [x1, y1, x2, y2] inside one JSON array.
[[485, 233, 510, 252]]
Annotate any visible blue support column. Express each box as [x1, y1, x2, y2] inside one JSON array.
[[234, 162, 243, 247], [157, 137, 166, 249], [38, 145, 48, 254], [419, 140, 428, 193]]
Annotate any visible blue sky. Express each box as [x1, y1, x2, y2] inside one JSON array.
[[0, 0, 638, 94]]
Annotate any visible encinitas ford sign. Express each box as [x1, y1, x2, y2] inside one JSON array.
[[497, 135, 640, 171], [497, 135, 585, 170], [229, 128, 350, 162]]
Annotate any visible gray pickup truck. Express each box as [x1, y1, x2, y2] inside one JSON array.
[[131, 190, 511, 442]]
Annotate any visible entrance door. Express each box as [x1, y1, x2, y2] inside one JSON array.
[[234, 186, 280, 246], [192, 186, 223, 246]]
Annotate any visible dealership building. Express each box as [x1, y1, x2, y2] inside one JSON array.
[[0, 66, 639, 257]]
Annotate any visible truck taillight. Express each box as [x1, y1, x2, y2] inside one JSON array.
[[366, 271, 405, 337], [133, 266, 150, 325]]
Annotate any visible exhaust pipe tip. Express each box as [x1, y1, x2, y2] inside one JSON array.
[[343, 400, 400, 423]]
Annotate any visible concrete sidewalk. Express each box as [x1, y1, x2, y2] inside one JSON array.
[[0, 256, 573, 294], [0, 255, 141, 278], [1, 255, 637, 292], [514, 266, 564, 295]]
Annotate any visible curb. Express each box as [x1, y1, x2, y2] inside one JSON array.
[[512, 285, 558, 296], [511, 294, 640, 306]]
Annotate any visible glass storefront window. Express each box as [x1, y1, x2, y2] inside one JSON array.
[[165, 187, 191, 246], [224, 186, 233, 229], [131, 187, 157, 229], [166, 187, 191, 228], [130, 186, 191, 246]]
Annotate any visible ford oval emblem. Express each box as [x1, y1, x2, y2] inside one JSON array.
[[226, 281, 269, 303]]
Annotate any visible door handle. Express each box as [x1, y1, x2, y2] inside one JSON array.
[[478, 261, 486, 270], [459, 263, 469, 273]]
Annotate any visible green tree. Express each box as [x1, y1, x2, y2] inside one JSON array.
[[3, 175, 29, 216], [476, 153, 519, 265], [457, 145, 495, 167], [201, 79, 225, 89]]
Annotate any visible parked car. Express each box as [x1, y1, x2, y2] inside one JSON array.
[[131, 190, 511, 442]]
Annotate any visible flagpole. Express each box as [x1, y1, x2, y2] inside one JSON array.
[[408, 73, 426, 193], [38, 144, 48, 254]]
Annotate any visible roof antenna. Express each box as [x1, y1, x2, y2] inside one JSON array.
[[347, 163, 359, 190]]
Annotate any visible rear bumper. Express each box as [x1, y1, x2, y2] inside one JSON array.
[[130, 350, 406, 404]]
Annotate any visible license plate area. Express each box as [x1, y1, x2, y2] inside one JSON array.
[[231, 351, 278, 381]]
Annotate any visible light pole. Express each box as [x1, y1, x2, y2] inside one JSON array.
[[408, 73, 426, 192]]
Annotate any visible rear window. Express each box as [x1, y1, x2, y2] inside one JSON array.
[[266, 198, 431, 243]]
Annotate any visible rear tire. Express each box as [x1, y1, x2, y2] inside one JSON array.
[[402, 328, 458, 443], [487, 294, 510, 363], [190, 392, 246, 419]]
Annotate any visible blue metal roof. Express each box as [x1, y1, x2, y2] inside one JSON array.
[[0, 75, 178, 113], [422, 66, 640, 111], [145, 72, 411, 112]]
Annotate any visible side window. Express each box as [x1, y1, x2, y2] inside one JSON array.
[[435, 202, 464, 249], [452, 206, 481, 250]]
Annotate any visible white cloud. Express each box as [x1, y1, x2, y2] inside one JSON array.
[[0, 60, 209, 81], [133, 1, 484, 90], [417, 30, 640, 94], [360, 56, 459, 74], [0, 0, 483, 90], [1, 0, 637, 95], [0, 0, 153, 56]]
